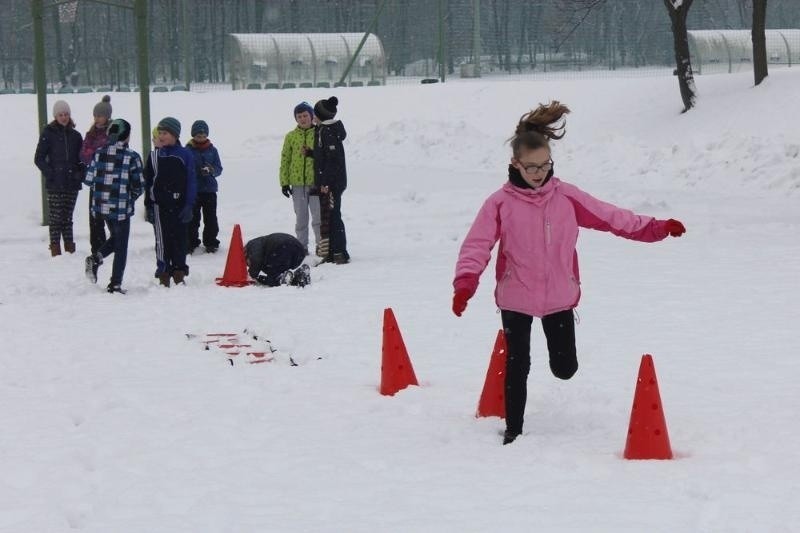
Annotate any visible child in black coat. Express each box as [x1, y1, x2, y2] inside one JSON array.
[[244, 233, 310, 287], [312, 97, 350, 264]]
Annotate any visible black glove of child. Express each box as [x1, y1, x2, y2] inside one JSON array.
[[281, 185, 292, 198]]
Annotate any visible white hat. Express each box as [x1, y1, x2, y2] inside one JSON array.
[[52, 100, 71, 117]]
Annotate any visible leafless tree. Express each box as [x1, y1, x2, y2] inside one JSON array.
[[752, 0, 768, 86], [663, 0, 696, 112]]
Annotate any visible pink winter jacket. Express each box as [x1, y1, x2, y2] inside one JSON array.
[[453, 177, 669, 318]]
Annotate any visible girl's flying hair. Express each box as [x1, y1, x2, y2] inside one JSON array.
[[510, 101, 571, 157]]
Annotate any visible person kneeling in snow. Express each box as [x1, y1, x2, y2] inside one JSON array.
[[245, 233, 311, 287]]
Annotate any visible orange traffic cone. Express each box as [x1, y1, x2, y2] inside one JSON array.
[[623, 354, 673, 460], [476, 329, 507, 418], [215, 224, 251, 287], [380, 308, 419, 396]]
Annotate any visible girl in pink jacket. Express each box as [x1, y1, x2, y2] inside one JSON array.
[[452, 101, 685, 445]]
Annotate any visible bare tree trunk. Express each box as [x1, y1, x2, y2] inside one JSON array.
[[752, 0, 768, 86], [663, 0, 696, 112]]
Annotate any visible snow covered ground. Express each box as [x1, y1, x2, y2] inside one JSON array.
[[1, 69, 798, 532]]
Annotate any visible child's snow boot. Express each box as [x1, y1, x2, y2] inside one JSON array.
[[107, 283, 126, 294], [290, 264, 311, 287], [50, 242, 61, 257], [64, 241, 76, 254], [502, 430, 520, 445], [85, 254, 102, 283], [172, 270, 186, 285], [278, 269, 294, 286]]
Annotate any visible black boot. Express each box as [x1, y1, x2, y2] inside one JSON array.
[[502, 430, 520, 445], [107, 283, 126, 294], [85, 254, 102, 283], [290, 264, 311, 287]]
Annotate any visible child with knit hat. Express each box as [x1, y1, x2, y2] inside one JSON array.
[[143, 117, 197, 286], [80, 94, 112, 255], [311, 96, 350, 264], [279, 101, 320, 256], [186, 119, 223, 254], [83, 118, 144, 293], [34, 99, 84, 256]]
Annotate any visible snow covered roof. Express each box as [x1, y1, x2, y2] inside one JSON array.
[[688, 29, 800, 74], [227, 33, 387, 89]]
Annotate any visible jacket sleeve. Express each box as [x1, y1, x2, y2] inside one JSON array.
[[130, 153, 145, 202], [34, 131, 52, 178], [562, 183, 668, 242], [279, 133, 292, 186], [83, 151, 99, 187], [80, 133, 96, 165], [453, 194, 502, 295], [143, 151, 155, 208], [211, 147, 223, 177], [184, 150, 197, 208]]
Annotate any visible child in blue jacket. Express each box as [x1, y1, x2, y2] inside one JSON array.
[[186, 120, 223, 254], [144, 117, 196, 287]]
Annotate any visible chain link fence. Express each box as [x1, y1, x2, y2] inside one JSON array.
[[1, 0, 799, 94]]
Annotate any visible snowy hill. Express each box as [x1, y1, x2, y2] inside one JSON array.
[[0, 69, 798, 532]]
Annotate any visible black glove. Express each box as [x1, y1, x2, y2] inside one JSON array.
[[308, 186, 320, 196], [200, 165, 213, 177], [281, 185, 292, 198]]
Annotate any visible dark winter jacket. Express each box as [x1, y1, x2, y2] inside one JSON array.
[[186, 138, 223, 193], [80, 124, 109, 166], [34, 121, 84, 192], [313, 119, 347, 193], [244, 233, 306, 286], [144, 143, 197, 212]]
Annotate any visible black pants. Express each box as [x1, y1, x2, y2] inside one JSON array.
[[89, 195, 107, 255], [154, 206, 188, 276], [501, 309, 579, 435], [328, 190, 348, 260], [188, 192, 219, 250]]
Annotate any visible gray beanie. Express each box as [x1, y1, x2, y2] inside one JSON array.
[[52, 100, 71, 117], [157, 116, 181, 139], [93, 95, 112, 119]]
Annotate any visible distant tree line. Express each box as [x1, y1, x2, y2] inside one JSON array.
[[0, 0, 798, 89]]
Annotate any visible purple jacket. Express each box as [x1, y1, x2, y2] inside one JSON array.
[[80, 125, 109, 165], [453, 176, 669, 318]]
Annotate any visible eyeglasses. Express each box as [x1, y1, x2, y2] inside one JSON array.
[[517, 159, 553, 174]]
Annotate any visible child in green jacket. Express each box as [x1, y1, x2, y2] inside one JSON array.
[[279, 102, 319, 256]]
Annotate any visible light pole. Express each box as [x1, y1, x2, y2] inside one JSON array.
[[32, 0, 151, 225]]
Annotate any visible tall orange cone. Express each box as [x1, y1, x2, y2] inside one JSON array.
[[380, 308, 419, 396], [476, 329, 507, 418], [624, 354, 673, 460], [215, 224, 251, 287]]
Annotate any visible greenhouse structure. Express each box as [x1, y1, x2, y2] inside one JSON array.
[[688, 29, 800, 74], [227, 33, 387, 89]]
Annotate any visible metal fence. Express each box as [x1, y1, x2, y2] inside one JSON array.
[[1, 0, 799, 93]]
